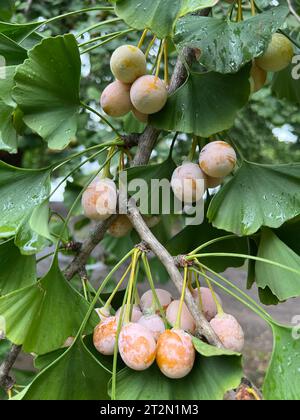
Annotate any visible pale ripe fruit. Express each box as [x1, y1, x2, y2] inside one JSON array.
[[140, 289, 172, 313], [132, 108, 148, 123], [144, 215, 161, 229], [108, 215, 132, 238], [110, 45, 147, 84], [156, 329, 195, 379], [171, 163, 207, 204], [115, 304, 143, 323], [210, 313, 245, 352], [250, 62, 267, 93], [199, 141, 237, 178], [206, 176, 223, 189], [256, 33, 294, 72], [130, 75, 168, 114], [100, 80, 132, 117], [82, 178, 117, 221], [166, 300, 196, 334], [138, 314, 166, 341], [118, 322, 157, 370], [95, 306, 111, 321], [192, 287, 222, 322], [93, 316, 118, 356]]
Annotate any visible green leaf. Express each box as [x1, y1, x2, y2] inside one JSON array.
[[15, 339, 111, 400], [193, 337, 241, 357], [13, 34, 81, 150], [0, 259, 98, 354], [208, 161, 300, 236], [111, 355, 242, 400], [256, 229, 300, 301], [150, 68, 250, 137], [277, 218, 300, 255], [263, 323, 300, 400], [0, 161, 51, 239], [125, 157, 177, 214], [166, 217, 248, 272], [0, 101, 17, 153], [272, 64, 300, 105], [0, 65, 16, 106], [0, 21, 42, 42], [174, 6, 289, 73], [0, 33, 27, 65], [114, 0, 218, 39], [0, 240, 36, 296]]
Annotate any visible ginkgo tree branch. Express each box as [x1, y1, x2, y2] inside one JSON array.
[[126, 198, 223, 347], [0, 345, 22, 392]]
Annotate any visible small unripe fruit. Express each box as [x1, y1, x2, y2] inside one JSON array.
[[166, 300, 196, 334], [192, 287, 222, 322], [115, 304, 143, 323], [110, 45, 147, 84], [199, 141, 237, 178], [130, 75, 168, 114], [256, 33, 294, 72], [140, 289, 172, 313], [82, 178, 117, 221], [100, 80, 132, 117], [156, 329, 195, 379], [138, 314, 166, 341], [93, 316, 118, 356], [132, 108, 148, 123], [118, 322, 157, 370], [250, 62, 267, 93], [95, 306, 111, 321], [108, 215, 132, 238], [206, 176, 223, 189], [171, 163, 207, 204], [210, 313, 245, 352]]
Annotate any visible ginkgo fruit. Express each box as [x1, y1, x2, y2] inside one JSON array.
[[250, 62, 267, 93], [156, 329, 195, 379], [166, 300, 196, 334], [82, 178, 117, 221], [210, 313, 245, 352], [115, 304, 143, 323], [110, 45, 147, 84], [171, 163, 207, 204], [118, 322, 157, 370], [140, 289, 172, 313], [192, 287, 222, 322], [95, 306, 111, 321], [138, 314, 166, 341], [206, 176, 223, 189], [100, 81, 132, 117], [130, 75, 168, 114], [93, 316, 118, 356], [132, 108, 148, 123], [199, 141, 237, 178], [256, 33, 294, 72], [108, 215, 132, 238]]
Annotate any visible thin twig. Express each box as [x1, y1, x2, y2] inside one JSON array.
[[287, 0, 300, 23], [0, 345, 22, 392]]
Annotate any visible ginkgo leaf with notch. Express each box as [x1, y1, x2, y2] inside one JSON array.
[[110, 352, 242, 400], [0, 258, 98, 354], [263, 323, 300, 400], [13, 338, 111, 400], [256, 229, 300, 301], [0, 240, 36, 296], [13, 34, 81, 150], [151, 67, 250, 137], [174, 6, 289, 73], [208, 161, 300, 236], [0, 161, 51, 239], [114, 0, 218, 39]]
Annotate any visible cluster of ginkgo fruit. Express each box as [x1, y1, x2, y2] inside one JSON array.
[[250, 33, 294, 93], [171, 140, 237, 204], [100, 44, 168, 122], [93, 286, 244, 379]]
